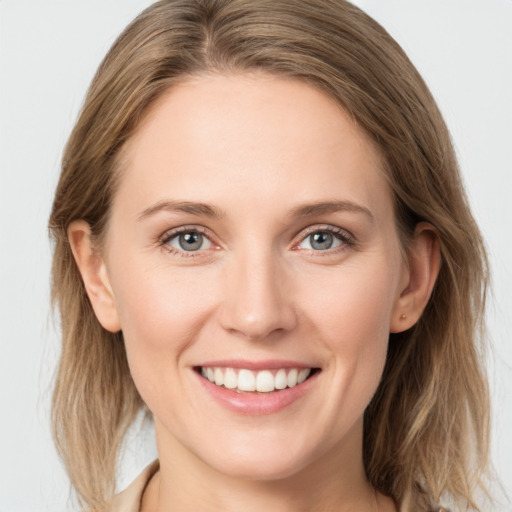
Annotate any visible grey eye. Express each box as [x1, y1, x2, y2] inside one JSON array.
[[169, 231, 211, 252], [298, 231, 345, 251], [309, 232, 334, 250]]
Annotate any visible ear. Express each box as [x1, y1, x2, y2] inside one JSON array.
[[390, 222, 441, 333], [67, 220, 121, 333]]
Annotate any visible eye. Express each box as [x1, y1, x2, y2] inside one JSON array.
[[296, 227, 353, 252], [164, 229, 213, 252]]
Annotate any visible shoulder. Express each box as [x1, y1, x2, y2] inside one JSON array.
[[111, 460, 160, 512]]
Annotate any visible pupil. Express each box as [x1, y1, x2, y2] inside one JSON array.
[[179, 232, 202, 251], [311, 232, 333, 250]]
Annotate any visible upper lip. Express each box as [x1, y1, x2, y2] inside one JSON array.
[[196, 359, 319, 371]]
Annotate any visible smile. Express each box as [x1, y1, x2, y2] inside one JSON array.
[[199, 366, 314, 393], [194, 362, 321, 415]]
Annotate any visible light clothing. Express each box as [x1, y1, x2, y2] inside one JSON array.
[[111, 460, 450, 512], [112, 460, 159, 512]]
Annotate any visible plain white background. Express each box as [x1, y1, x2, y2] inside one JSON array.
[[0, 1, 510, 510]]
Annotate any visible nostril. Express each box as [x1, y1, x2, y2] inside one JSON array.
[[217, 271, 298, 340]]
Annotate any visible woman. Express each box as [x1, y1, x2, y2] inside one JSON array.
[[49, 1, 491, 510]]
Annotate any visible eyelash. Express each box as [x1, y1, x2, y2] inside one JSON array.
[[158, 224, 355, 258]]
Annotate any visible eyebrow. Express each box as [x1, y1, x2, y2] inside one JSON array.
[[137, 199, 373, 222], [289, 200, 374, 222], [137, 200, 225, 221]]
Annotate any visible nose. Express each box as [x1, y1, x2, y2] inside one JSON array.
[[218, 248, 297, 341]]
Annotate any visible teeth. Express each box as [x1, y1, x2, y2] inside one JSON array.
[[238, 369, 256, 391], [297, 368, 311, 384], [287, 368, 298, 388], [200, 366, 314, 392], [214, 367, 224, 386], [256, 370, 274, 393], [224, 368, 238, 389], [275, 369, 288, 390]]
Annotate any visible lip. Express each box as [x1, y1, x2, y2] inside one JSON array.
[[193, 360, 320, 416]]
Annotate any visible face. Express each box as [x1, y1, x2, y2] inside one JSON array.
[[98, 74, 410, 480]]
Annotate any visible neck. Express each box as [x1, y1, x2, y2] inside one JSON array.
[[142, 419, 393, 512]]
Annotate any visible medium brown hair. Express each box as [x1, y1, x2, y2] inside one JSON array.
[[49, 1, 490, 510]]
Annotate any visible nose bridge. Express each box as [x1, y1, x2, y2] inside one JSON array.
[[219, 243, 296, 340]]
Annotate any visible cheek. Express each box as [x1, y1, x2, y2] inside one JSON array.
[[109, 258, 217, 393], [305, 258, 399, 342], [302, 258, 399, 397]]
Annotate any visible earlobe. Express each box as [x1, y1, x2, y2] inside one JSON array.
[[390, 223, 441, 333], [67, 220, 122, 333]]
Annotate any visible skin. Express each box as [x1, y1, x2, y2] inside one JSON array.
[[69, 73, 440, 512]]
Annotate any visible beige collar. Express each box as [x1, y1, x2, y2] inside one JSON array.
[[112, 460, 160, 512]]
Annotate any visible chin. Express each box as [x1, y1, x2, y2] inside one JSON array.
[[209, 455, 310, 482], [195, 432, 322, 482]]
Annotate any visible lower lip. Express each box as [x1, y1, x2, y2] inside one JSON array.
[[194, 370, 320, 415]]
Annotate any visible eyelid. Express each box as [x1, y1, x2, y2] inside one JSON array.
[[160, 224, 210, 242]]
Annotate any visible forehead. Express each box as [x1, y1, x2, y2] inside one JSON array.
[[116, 73, 392, 221]]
